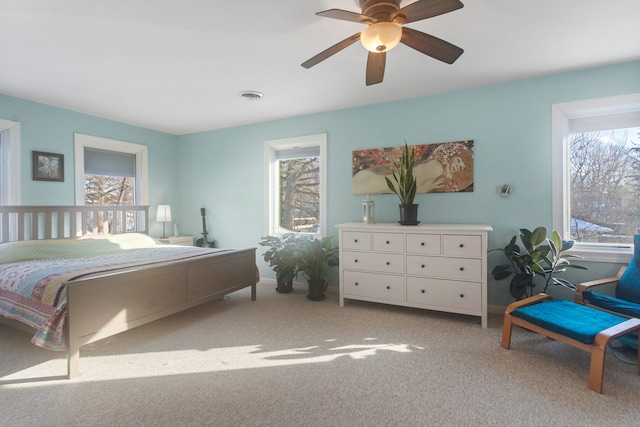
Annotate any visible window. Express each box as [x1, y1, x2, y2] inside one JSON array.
[[552, 94, 640, 262], [74, 134, 148, 233], [83, 147, 136, 206], [74, 133, 148, 206], [0, 119, 21, 205], [265, 134, 327, 237]]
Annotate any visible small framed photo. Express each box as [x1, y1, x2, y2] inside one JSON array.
[[32, 151, 64, 182]]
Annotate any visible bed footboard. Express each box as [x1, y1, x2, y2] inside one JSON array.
[[65, 248, 256, 379]]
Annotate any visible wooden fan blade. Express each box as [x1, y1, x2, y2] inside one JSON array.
[[400, 27, 463, 64], [392, 0, 463, 24], [366, 52, 386, 86], [301, 33, 362, 69], [317, 9, 374, 24]]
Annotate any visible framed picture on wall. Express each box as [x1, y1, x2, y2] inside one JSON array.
[[32, 151, 64, 182]]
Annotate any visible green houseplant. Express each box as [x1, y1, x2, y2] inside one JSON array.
[[259, 233, 303, 293], [490, 226, 587, 300], [294, 236, 339, 301], [385, 142, 418, 225]]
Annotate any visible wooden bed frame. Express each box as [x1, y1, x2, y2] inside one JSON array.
[[0, 205, 257, 379]]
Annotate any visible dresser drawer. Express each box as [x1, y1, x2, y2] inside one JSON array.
[[406, 255, 482, 281], [406, 277, 481, 311], [406, 233, 441, 255], [373, 232, 405, 253], [344, 271, 405, 302], [342, 231, 371, 251], [443, 235, 482, 257], [343, 251, 405, 274]]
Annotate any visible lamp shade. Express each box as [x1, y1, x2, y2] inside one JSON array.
[[156, 205, 172, 222], [360, 22, 402, 53]]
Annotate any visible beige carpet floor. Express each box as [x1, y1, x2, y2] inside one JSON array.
[[1, 282, 639, 426]]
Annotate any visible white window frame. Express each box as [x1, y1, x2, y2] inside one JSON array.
[[552, 93, 640, 263], [0, 119, 21, 205], [264, 133, 327, 237], [74, 133, 149, 205]]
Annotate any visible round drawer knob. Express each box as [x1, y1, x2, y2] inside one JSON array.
[[421, 242, 425, 246], [459, 267, 464, 271], [355, 282, 359, 286], [459, 243, 464, 248], [354, 259, 358, 263], [386, 261, 390, 265], [421, 289, 426, 294], [460, 294, 465, 298], [421, 264, 425, 268], [386, 286, 390, 290], [386, 240, 390, 244], [354, 239, 358, 243]]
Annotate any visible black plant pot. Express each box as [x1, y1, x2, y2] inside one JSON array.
[[510, 273, 535, 299], [275, 270, 294, 293], [275, 279, 293, 293], [399, 204, 419, 225], [307, 279, 328, 301]]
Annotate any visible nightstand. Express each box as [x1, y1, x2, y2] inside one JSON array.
[[159, 236, 194, 246]]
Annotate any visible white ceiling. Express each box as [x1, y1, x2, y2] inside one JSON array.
[[1, 0, 639, 135]]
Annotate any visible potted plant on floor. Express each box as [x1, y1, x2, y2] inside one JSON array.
[[294, 236, 339, 301], [489, 226, 587, 300], [259, 233, 303, 293], [385, 142, 419, 225]]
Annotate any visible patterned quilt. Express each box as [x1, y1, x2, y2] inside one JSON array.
[[0, 235, 229, 350]]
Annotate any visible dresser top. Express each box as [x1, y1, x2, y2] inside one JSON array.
[[336, 222, 493, 232]]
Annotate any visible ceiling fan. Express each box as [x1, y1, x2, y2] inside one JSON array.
[[301, 0, 465, 86]]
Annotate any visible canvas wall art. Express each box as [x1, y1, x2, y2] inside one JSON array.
[[352, 140, 474, 195]]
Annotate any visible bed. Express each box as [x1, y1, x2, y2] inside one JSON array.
[[0, 205, 257, 379]]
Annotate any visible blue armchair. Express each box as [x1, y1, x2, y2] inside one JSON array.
[[575, 234, 640, 352]]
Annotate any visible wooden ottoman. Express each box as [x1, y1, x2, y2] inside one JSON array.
[[501, 293, 640, 393]]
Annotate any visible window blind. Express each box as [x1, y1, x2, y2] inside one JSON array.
[[275, 146, 320, 160], [569, 111, 640, 133], [84, 147, 135, 177]]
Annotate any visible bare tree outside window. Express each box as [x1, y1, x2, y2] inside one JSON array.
[[570, 128, 640, 244], [279, 157, 319, 233], [84, 174, 135, 232]]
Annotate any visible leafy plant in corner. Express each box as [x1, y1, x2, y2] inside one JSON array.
[[385, 142, 417, 205], [489, 226, 587, 300], [259, 233, 303, 293], [294, 235, 339, 301]]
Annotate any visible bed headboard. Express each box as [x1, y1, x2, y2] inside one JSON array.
[[0, 205, 149, 243]]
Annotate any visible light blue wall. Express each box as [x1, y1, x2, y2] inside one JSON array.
[[177, 60, 640, 308], [2, 60, 639, 308], [0, 93, 180, 237]]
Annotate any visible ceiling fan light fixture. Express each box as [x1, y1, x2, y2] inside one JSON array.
[[360, 22, 402, 53]]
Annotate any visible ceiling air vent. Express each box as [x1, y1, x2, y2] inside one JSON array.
[[239, 90, 263, 101]]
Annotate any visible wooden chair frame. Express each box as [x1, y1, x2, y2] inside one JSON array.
[[501, 294, 640, 393]]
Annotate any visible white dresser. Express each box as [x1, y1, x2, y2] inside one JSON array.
[[337, 223, 493, 327]]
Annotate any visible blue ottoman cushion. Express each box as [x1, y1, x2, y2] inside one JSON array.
[[511, 299, 626, 345]]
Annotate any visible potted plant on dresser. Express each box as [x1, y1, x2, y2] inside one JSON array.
[[385, 142, 419, 225], [259, 233, 303, 293], [294, 236, 339, 301]]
